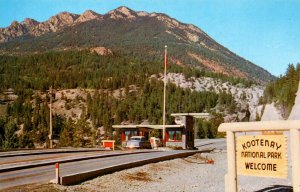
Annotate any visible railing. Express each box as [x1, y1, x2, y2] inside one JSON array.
[[218, 120, 300, 192]]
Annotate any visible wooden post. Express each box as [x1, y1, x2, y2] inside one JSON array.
[[226, 131, 237, 192], [55, 163, 60, 184], [291, 129, 300, 192]]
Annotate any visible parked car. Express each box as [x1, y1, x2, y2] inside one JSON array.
[[126, 136, 151, 149]]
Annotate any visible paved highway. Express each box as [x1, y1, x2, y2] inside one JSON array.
[[0, 151, 104, 165], [0, 150, 196, 190], [0, 148, 105, 158]]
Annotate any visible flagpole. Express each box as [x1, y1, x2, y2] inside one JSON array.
[[49, 86, 53, 149], [163, 45, 167, 146]]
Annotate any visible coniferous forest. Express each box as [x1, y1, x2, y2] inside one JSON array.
[[0, 50, 250, 148], [264, 63, 300, 118]]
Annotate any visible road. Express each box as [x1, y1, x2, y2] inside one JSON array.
[[194, 138, 226, 151], [0, 151, 104, 165], [0, 150, 197, 190]]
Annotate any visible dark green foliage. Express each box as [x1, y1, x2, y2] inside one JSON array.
[[218, 91, 237, 113], [196, 112, 224, 139], [264, 63, 300, 118], [2, 120, 19, 149], [0, 51, 255, 91], [19, 133, 34, 148], [0, 118, 5, 147], [59, 118, 75, 147], [2, 92, 61, 148], [86, 79, 227, 129], [197, 119, 209, 139], [0, 50, 241, 148], [0, 51, 161, 90]]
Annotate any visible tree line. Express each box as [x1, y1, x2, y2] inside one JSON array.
[[264, 63, 300, 118], [0, 50, 243, 148], [0, 79, 235, 148]]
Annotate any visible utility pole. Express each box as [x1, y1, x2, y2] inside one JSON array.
[[49, 86, 53, 149], [163, 45, 167, 146]]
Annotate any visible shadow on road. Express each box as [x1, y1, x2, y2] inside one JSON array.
[[254, 185, 292, 192], [194, 143, 214, 147]]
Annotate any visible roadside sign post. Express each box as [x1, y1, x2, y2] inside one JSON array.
[[218, 120, 300, 192], [226, 131, 237, 192], [290, 128, 300, 192]]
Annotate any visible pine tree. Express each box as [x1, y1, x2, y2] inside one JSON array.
[[3, 120, 19, 149]]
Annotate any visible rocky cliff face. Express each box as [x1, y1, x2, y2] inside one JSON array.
[[76, 10, 102, 23], [0, 10, 103, 42]]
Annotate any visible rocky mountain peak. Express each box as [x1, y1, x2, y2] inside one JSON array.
[[83, 10, 100, 18], [7, 20, 27, 35], [136, 11, 149, 17], [48, 12, 79, 26], [76, 10, 102, 23], [0, 20, 28, 42], [115, 6, 133, 14], [21, 18, 39, 28], [10, 20, 20, 27], [108, 6, 137, 19]]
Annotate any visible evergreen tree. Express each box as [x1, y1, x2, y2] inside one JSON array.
[[0, 118, 5, 147], [59, 118, 75, 147], [3, 120, 19, 149]]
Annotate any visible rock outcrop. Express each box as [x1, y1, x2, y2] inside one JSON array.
[[90, 47, 113, 56]]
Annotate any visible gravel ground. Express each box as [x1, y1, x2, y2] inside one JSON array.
[[4, 139, 293, 192], [53, 152, 224, 192]]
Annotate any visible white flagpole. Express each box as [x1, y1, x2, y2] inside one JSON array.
[[163, 45, 167, 146], [49, 86, 53, 149]]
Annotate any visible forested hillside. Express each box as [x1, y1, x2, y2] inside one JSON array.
[[264, 63, 300, 118], [0, 50, 240, 148], [0, 6, 274, 149], [0, 51, 254, 91]]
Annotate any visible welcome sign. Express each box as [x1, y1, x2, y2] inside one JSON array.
[[236, 135, 288, 178]]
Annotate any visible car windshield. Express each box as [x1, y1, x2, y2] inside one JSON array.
[[130, 138, 141, 141]]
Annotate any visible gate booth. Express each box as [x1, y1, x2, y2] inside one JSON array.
[[112, 125, 155, 147], [166, 114, 194, 149], [113, 124, 186, 148], [113, 113, 210, 149], [169, 113, 211, 149]]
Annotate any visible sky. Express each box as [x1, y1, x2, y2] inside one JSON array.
[[0, 0, 299, 77]]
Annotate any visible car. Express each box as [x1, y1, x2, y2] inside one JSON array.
[[126, 136, 151, 149]]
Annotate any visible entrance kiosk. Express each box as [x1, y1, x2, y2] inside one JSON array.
[[170, 113, 210, 149], [165, 114, 194, 149], [113, 113, 210, 149], [112, 124, 183, 147]]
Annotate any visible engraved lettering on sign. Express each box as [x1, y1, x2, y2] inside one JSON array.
[[237, 135, 287, 178]]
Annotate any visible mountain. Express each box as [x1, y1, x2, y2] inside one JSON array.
[[0, 6, 274, 83]]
